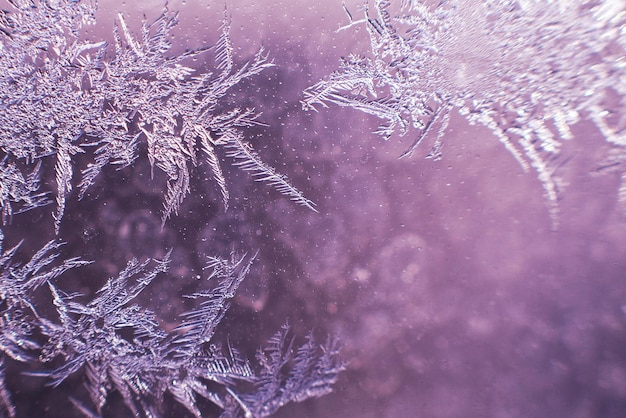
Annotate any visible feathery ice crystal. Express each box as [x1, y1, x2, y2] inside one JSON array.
[[0, 0, 315, 234], [0, 1, 340, 416], [304, 0, 626, 222]]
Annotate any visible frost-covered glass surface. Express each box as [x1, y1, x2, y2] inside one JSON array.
[[1, 0, 626, 417]]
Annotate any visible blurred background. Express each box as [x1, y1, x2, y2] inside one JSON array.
[[5, 0, 626, 417]]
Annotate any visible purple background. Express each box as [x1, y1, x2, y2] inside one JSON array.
[[8, 1, 626, 417]]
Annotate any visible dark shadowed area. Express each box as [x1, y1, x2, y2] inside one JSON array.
[[3, 0, 626, 417]]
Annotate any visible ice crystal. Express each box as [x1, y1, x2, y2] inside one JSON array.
[[0, 0, 314, 233], [0, 1, 341, 416], [0, 234, 88, 363], [303, 0, 626, 221], [34, 251, 342, 418], [0, 159, 49, 225], [0, 232, 88, 417], [241, 324, 344, 417]]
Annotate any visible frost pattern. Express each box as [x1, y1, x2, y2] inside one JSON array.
[[0, 160, 49, 225], [0, 242, 342, 418], [0, 0, 315, 233], [0, 232, 89, 417], [303, 0, 626, 221], [242, 324, 344, 417], [0, 1, 340, 416]]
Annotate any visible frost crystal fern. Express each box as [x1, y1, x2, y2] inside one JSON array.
[[0, 1, 340, 417], [0, 0, 315, 233], [304, 0, 626, 221], [0, 232, 89, 417], [0, 245, 341, 418]]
